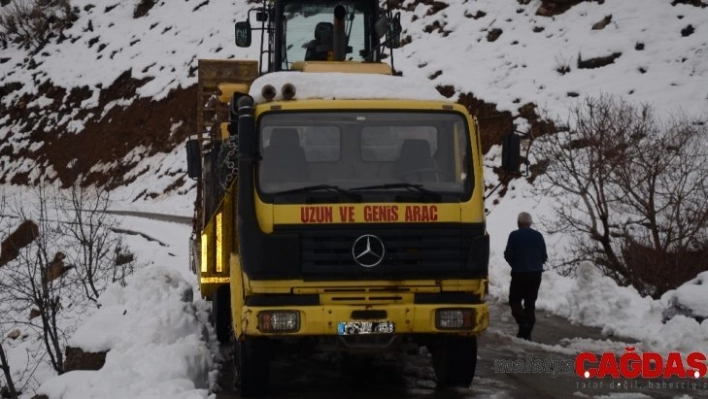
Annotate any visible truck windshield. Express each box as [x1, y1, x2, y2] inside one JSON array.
[[280, 0, 374, 68], [257, 111, 472, 198]]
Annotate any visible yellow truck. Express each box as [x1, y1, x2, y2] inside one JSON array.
[[186, 0, 521, 395]]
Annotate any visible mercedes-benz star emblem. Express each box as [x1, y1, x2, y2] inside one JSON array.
[[352, 234, 385, 268]]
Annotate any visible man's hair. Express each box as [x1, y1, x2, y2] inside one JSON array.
[[517, 212, 533, 227]]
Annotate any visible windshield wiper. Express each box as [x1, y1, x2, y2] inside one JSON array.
[[272, 184, 362, 201], [349, 183, 442, 201]]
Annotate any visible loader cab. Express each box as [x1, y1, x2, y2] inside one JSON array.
[[235, 0, 402, 74]]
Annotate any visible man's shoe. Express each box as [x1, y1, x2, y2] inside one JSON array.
[[521, 325, 533, 341], [517, 324, 529, 338]]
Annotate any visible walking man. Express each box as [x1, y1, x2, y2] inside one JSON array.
[[504, 212, 547, 341]]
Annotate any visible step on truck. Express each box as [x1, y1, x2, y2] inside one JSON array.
[[186, 0, 521, 396]]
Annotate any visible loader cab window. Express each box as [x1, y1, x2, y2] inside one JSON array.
[[257, 112, 473, 201], [280, 0, 373, 69]]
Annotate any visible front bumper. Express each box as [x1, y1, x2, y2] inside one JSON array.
[[238, 303, 489, 336]]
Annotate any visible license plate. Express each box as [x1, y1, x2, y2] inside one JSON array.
[[337, 321, 395, 335]]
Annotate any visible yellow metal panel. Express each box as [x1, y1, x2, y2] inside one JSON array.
[[238, 303, 489, 337], [218, 83, 250, 103], [461, 112, 485, 224], [294, 285, 441, 295], [273, 202, 462, 225], [200, 233, 208, 274], [247, 279, 484, 294], [319, 292, 415, 305], [255, 99, 464, 113], [254, 193, 274, 233], [200, 277, 231, 284], [216, 212, 223, 273], [200, 213, 217, 276]]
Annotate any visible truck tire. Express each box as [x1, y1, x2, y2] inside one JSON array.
[[212, 285, 231, 344], [234, 337, 270, 397], [431, 335, 477, 388]]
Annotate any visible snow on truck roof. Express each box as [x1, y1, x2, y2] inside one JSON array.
[[248, 71, 448, 103]]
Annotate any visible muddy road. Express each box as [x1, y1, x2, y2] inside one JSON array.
[[215, 303, 707, 399]]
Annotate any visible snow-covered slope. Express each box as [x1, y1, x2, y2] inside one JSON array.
[[1, 0, 708, 397], [399, 0, 708, 117], [1, 0, 707, 198]]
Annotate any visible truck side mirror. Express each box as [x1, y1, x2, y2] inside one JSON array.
[[501, 133, 521, 173], [375, 16, 389, 38], [186, 139, 202, 179], [235, 21, 252, 47]]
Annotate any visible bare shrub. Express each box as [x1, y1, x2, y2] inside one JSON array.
[[56, 183, 130, 303], [0, 184, 139, 390], [0, 335, 19, 399], [554, 55, 572, 75], [535, 95, 708, 297], [0, 0, 75, 49], [613, 114, 708, 294], [0, 187, 70, 374], [0, 192, 19, 399]]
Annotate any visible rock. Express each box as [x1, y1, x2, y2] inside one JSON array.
[[536, 0, 587, 17], [577, 52, 622, 69], [44, 252, 74, 283], [6, 329, 20, 340], [592, 15, 612, 30], [29, 308, 41, 320], [181, 286, 194, 303], [0, 220, 39, 267], [681, 24, 695, 37], [64, 347, 108, 372], [487, 28, 503, 42]]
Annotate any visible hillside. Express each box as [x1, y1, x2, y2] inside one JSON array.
[[1, 0, 707, 205], [1, 0, 708, 397]]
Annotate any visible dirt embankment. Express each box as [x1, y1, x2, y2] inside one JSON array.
[[0, 71, 196, 190]]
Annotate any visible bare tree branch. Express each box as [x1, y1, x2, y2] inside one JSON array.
[[533, 95, 708, 297]]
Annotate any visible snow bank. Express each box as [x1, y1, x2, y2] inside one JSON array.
[[37, 266, 212, 399], [248, 71, 447, 103], [561, 262, 660, 336], [492, 258, 708, 354], [664, 271, 708, 319]]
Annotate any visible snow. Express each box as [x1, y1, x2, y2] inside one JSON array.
[[37, 267, 212, 399], [0, 190, 213, 398], [1, 0, 708, 397], [665, 272, 708, 319], [248, 71, 446, 103], [397, 0, 708, 118]]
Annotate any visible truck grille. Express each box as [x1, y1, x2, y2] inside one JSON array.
[[275, 224, 484, 277]]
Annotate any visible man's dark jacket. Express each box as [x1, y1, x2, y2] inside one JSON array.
[[504, 227, 547, 273]]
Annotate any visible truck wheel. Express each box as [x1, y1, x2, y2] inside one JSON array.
[[212, 285, 231, 344], [431, 336, 477, 388], [233, 337, 270, 397]]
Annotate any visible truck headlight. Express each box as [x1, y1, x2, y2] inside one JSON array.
[[258, 310, 300, 332], [436, 309, 475, 330]]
